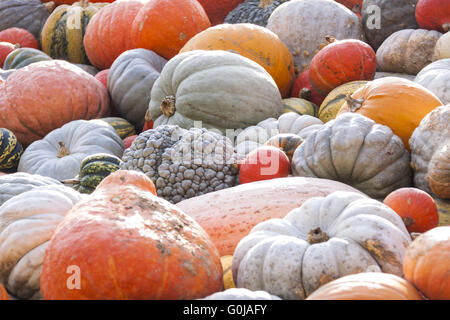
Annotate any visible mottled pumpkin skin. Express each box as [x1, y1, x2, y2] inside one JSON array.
[[0, 60, 110, 146], [40, 170, 223, 300], [197, 0, 244, 25], [403, 226, 450, 300], [0, 128, 22, 170], [180, 23, 295, 98], [0, 28, 38, 49], [98, 117, 136, 139]]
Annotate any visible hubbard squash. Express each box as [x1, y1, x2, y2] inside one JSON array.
[[224, 0, 290, 27], [176, 177, 365, 256], [0, 28, 38, 49]]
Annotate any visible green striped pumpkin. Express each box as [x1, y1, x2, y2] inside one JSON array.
[[0, 128, 23, 170], [282, 97, 318, 117], [40, 1, 108, 64], [3, 47, 52, 70], [72, 153, 122, 194], [99, 117, 137, 139]]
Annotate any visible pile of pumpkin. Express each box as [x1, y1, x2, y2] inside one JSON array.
[[0, 0, 448, 300]]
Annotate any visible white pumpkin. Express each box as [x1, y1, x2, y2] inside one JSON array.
[[201, 288, 282, 300], [415, 59, 450, 105], [0, 185, 85, 299], [235, 112, 323, 156], [232, 191, 412, 300], [18, 119, 125, 181], [434, 31, 450, 60]]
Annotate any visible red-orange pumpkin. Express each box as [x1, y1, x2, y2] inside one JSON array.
[[40, 170, 223, 300], [83, 0, 145, 70], [197, 0, 244, 25], [309, 37, 377, 95], [0, 42, 17, 67], [0, 60, 110, 146], [335, 0, 363, 17], [94, 69, 109, 89], [123, 135, 137, 149], [416, 0, 450, 33], [0, 283, 8, 300], [403, 226, 450, 300], [383, 188, 439, 233], [290, 69, 327, 106], [239, 146, 290, 184], [129, 0, 211, 60], [0, 28, 39, 49]]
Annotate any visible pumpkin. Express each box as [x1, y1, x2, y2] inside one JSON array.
[[0, 172, 62, 208], [220, 256, 235, 290], [306, 273, 423, 300], [434, 31, 450, 60], [335, 0, 362, 16], [427, 144, 450, 199], [0, 69, 15, 82], [0, 60, 110, 147], [403, 226, 450, 300], [415, 59, 450, 105], [361, 0, 419, 51], [201, 288, 281, 300], [290, 69, 326, 106], [0, 0, 54, 41], [18, 119, 124, 181], [384, 188, 439, 233], [40, 170, 223, 300], [3, 47, 52, 70], [98, 117, 136, 139], [64, 153, 122, 194], [264, 133, 303, 161], [53, 0, 114, 4], [123, 135, 137, 149], [197, 0, 244, 25], [0, 43, 18, 67], [179, 23, 295, 98], [224, 0, 290, 27], [0, 283, 8, 300], [309, 37, 376, 95], [0, 28, 38, 49], [176, 177, 365, 256], [282, 98, 318, 117], [142, 110, 154, 132], [292, 113, 412, 199], [0, 184, 84, 300], [40, 0, 109, 64], [129, 0, 211, 61], [83, 0, 145, 70], [94, 69, 109, 89], [376, 29, 442, 75], [410, 105, 450, 198], [374, 72, 416, 82], [0, 128, 22, 171], [74, 63, 98, 75], [267, 0, 363, 73], [234, 112, 323, 157], [149, 50, 283, 133], [318, 80, 368, 123], [232, 191, 412, 299], [238, 146, 290, 184], [338, 77, 443, 150], [108, 49, 167, 131], [415, 0, 450, 33]]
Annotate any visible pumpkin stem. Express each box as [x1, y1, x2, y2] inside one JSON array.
[[43, 1, 56, 13], [161, 95, 176, 117], [344, 94, 364, 112], [57, 141, 70, 158], [325, 36, 336, 44], [61, 178, 80, 185], [259, 0, 275, 8], [443, 23, 450, 33], [299, 88, 312, 100], [145, 109, 152, 122], [307, 227, 329, 244], [402, 216, 415, 227], [352, 4, 361, 14]]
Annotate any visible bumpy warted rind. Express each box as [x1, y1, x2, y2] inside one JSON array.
[[224, 0, 290, 27]]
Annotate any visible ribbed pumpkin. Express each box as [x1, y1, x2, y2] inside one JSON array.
[[415, 0, 450, 33], [224, 0, 290, 27], [179, 23, 295, 98], [83, 0, 146, 70], [309, 37, 376, 95], [0, 60, 110, 146], [40, 170, 223, 300], [0, 128, 22, 171], [3, 47, 52, 70], [338, 77, 443, 150], [318, 80, 368, 123], [264, 133, 303, 161], [197, 0, 244, 25], [290, 69, 326, 106], [414, 59, 450, 105], [98, 117, 136, 139], [0, 28, 38, 49], [40, 0, 109, 64], [129, 0, 211, 60], [0, 43, 18, 67], [434, 32, 450, 60], [282, 98, 318, 117]]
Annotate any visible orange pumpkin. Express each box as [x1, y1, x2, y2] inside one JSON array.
[[338, 77, 443, 150], [0, 28, 39, 49], [403, 226, 450, 300], [40, 170, 223, 300], [307, 273, 423, 300], [83, 0, 145, 70], [383, 188, 439, 233], [0, 283, 8, 300], [0, 60, 110, 147], [180, 23, 295, 98], [129, 0, 211, 60]]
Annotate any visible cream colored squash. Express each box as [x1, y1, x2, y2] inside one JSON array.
[[434, 31, 450, 60], [415, 59, 450, 105]]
